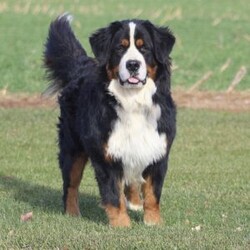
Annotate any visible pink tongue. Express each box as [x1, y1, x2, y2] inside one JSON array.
[[128, 77, 140, 84]]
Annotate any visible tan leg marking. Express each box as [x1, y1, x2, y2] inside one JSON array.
[[124, 183, 143, 211], [66, 154, 88, 216], [104, 182, 131, 227], [142, 176, 162, 226]]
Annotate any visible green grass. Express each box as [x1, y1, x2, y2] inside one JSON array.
[[0, 0, 249, 93], [0, 0, 249, 248], [0, 108, 249, 249]]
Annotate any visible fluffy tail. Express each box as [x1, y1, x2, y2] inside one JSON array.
[[43, 13, 87, 96]]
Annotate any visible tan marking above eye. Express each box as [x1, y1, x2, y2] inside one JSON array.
[[121, 39, 129, 47], [136, 39, 144, 47]]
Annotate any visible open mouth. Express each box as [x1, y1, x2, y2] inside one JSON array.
[[119, 75, 146, 86], [127, 76, 140, 84]]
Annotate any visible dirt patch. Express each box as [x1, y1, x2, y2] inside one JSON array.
[[0, 90, 250, 112], [0, 93, 56, 109], [173, 89, 250, 112]]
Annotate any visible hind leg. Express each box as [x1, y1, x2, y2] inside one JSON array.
[[124, 182, 143, 211], [60, 152, 88, 216]]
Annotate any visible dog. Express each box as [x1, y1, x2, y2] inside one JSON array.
[[44, 14, 176, 227]]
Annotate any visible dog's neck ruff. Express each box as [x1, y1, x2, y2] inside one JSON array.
[[107, 78, 167, 184]]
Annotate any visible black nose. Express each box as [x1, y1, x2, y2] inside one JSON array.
[[126, 60, 140, 73]]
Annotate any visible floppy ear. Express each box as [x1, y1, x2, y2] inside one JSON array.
[[143, 21, 175, 64], [89, 21, 122, 66]]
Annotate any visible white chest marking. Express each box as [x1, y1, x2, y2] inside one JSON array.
[[107, 78, 167, 184]]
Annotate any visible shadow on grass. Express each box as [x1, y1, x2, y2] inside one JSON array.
[[0, 174, 145, 224], [0, 174, 107, 224]]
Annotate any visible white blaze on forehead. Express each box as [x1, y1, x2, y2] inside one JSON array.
[[129, 22, 136, 47], [118, 22, 147, 86]]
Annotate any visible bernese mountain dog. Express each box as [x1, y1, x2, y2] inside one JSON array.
[[44, 14, 176, 227]]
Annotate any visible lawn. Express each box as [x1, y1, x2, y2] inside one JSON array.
[[0, 108, 249, 249], [0, 0, 249, 92], [0, 0, 249, 249]]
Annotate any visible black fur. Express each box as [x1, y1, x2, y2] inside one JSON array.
[[44, 15, 176, 224]]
